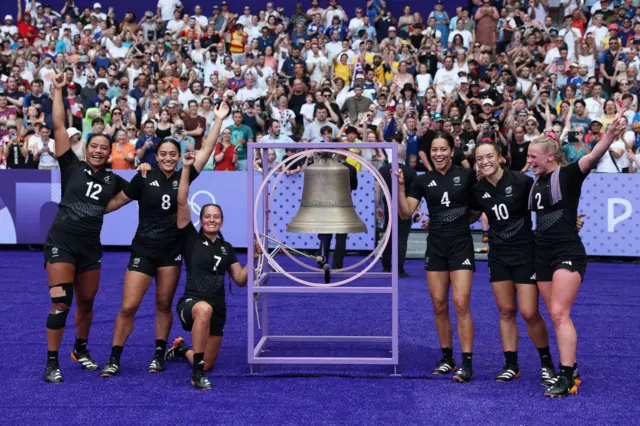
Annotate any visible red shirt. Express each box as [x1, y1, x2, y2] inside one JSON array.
[[214, 143, 237, 171]]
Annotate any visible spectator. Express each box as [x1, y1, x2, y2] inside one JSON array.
[[227, 110, 254, 171], [110, 129, 136, 170], [135, 120, 161, 167], [0, 0, 632, 175], [30, 124, 58, 170]]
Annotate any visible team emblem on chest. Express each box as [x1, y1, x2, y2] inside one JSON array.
[[453, 176, 461, 186], [505, 186, 512, 197], [173, 180, 179, 189], [104, 175, 111, 184]]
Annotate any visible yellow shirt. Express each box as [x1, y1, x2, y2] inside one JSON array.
[[334, 62, 351, 86], [341, 137, 362, 171], [375, 62, 398, 86]]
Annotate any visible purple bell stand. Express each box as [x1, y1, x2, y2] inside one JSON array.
[[246, 142, 400, 376]]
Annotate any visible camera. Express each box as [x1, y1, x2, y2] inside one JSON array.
[[174, 126, 183, 132], [568, 131, 578, 143]]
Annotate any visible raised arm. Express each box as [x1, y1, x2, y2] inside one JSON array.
[[193, 102, 229, 172], [396, 169, 420, 220], [51, 74, 70, 157], [578, 113, 626, 174], [177, 152, 196, 229]]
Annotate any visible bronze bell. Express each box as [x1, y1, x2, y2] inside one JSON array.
[[287, 154, 367, 234]]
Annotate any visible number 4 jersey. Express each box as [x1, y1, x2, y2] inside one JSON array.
[[123, 167, 199, 256], [408, 165, 477, 238], [49, 149, 127, 239]]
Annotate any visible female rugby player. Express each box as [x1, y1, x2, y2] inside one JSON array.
[[528, 115, 626, 397], [164, 152, 261, 390], [99, 103, 230, 377], [44, 74, 128, 383], [397, 132, 479, 383], [474, 141, 558, 385]]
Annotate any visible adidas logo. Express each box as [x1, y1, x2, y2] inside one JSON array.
[[562, 261, 572, 265], [530, 273, 537, 280], [150, 180, 160, 187], [175, 254, 182, 261], [428, 180, 437, 187], [462, 259, 471, 266], [482, 192, 491, 199]]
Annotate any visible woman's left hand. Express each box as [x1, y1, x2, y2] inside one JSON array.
[[576, 213, 587, 232], [253, 240, 263, 259], [136, 162, 152, 178]]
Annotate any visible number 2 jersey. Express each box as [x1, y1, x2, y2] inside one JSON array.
[[48, 149, 127, 240], [530, 162, 588, 256], [472, 170, 535, 251], [408, 165, 478, 238], [123, 167, 199, 256]]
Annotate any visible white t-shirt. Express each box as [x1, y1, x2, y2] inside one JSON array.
[[270, 108, 296, 136], [31, 137, 59, 168], [236, 86, 265, 102], [306, 54, 329, 84], [157, 0, 183, 21], [596, 140, 628, 173]]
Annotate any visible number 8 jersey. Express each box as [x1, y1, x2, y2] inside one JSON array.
[[123, 168, 199, 256], [49, 149, 127, 238], [408, 165, 477, 237]]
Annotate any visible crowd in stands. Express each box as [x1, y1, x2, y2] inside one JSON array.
[[1, 0, 640, 173]]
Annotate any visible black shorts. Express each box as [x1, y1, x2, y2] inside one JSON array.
[[425, 234, 475, 272], [535, 244, 587, 282], [44, 228, 102, 272], [176, 297, 226, 337], [488, 244, 536, 284], [127, 242, 183, 277]]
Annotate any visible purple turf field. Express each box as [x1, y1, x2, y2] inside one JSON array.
[[0, 250, 638, 425]]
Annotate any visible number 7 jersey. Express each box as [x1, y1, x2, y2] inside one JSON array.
[[50, 149, 127, 238], [408, 165, 477, 237]]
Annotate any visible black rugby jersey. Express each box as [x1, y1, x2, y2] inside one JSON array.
[[50, 149, 127, 237], [6, 142, 27, 168], [408, 165, 478, 237], [180, 222, 238, 314], [531, 162, 587, 246], [124, 168, 199, 249], [474, 170, 534, 247]]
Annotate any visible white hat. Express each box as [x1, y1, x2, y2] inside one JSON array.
[[67, 128, 81, 138], [4, 15, 13, 21], [93, 2, 102, 9], [482, 99, 494, 106]]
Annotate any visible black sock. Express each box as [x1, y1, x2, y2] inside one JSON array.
[[155, 339, 167, 357], [441, 347, 453, 361], [192, 352, 205, 375], [504, 351, 518, 367], [537, 346, 552, 366], [110, 345, 124, 363], [74, 338, 88, 353], [462, 352, 473, 368], [47, 350, 59, 364], [560, 364, 575, 380]]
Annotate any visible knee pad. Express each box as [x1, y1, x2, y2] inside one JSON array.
[[50, 282, 73, 306], [47, 283, 73, 330]]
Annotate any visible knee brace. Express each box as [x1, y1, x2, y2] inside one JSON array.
[[46, 283, 73, 330]]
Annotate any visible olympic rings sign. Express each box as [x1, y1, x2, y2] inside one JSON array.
[[188, 190, 217, 218]]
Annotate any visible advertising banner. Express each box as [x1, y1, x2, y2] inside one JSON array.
[[0, 170, 637, 257]]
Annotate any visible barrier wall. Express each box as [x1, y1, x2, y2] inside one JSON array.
[[0, 170, 637, 257]]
